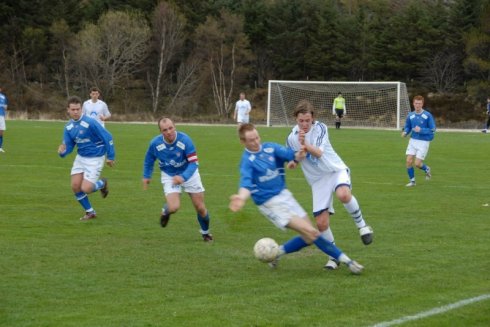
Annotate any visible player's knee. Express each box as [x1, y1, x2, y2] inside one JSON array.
[[167, 204, 180, 214], [336, 189, 351, 203], [316, 219, 329, 232]]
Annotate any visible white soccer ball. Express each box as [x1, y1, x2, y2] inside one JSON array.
[[253, 237, 279, 262]]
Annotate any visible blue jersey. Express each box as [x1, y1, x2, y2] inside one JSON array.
[[143, 131, 199, 181], [239, 142, 295, 205], [0, 92, 8, 116], [60, 115, 115, 159], [403, 110, 436, 142]]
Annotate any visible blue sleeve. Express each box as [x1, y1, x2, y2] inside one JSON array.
[[403, 115, 412, 134], [239, 157, 254, 191], [143, 143, 156, 179], [59, 128, 75, 158], [273, 143, 295, 162], [179, 135, 198, 181], [92, 122, 115, 160]]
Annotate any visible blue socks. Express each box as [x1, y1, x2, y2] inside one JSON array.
[[0, 135, 3, 148], [407, 167, 415, 181], [75, 192, 93, 212], [283, 236, 309, 253], [197, 212, 210, 233], [313, 236, 342, 260], [93, 179, 105, 192], [420, 164, 428, 172], [282, 235, 342, 260]]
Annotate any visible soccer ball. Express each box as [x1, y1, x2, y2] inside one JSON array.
[[253, 237, 279, 262]]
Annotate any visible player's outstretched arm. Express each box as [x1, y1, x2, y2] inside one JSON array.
[[229, 188, 251, 212], [142, 178, 151, 190]]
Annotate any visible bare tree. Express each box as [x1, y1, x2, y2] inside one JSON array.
[[49, 20, 73, 97], [166, 55, 202, 113], [421, 51, 460, 93], [194, 10, 252, 117], [147, 1, 185, 113], [74, 11, 150, 97]]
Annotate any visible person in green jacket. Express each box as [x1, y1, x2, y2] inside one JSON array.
[[332, 92, 346, 129]]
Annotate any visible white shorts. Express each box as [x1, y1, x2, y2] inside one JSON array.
[[406, 138, 430, 160], [161, 170, 205, 195], [237, 114, 249, 124], [311, 169, 351, 216], [258, 189, 307, 230], [0, 116, 6, 130], [71, 155, 105, 184]]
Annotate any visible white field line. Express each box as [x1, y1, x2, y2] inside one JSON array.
[[371, 294, 490, 327]]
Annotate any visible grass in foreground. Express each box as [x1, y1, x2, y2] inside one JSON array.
[[0, 121, 489, 326]]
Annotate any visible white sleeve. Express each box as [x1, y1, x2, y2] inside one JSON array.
[[102, 102, 111, 117]]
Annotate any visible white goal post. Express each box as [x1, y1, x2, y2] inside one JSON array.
[[267, 80, 411, 129]]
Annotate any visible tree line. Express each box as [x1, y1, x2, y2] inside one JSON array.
[[0, 0, 489, 121]]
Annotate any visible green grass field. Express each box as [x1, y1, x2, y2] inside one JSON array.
[[1, 120, 489, 327]]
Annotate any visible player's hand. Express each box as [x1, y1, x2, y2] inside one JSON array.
[[106, 159, 115, 167], [57, 144, 66, 154], [414, 126, 421, 132], [142, 178, 151, 190], [229, 194, 245, 212], [287, 161, 298, 169], [401, 131, 407, 137], [172, 175, 184, 185], [298, 130, 305, 145]]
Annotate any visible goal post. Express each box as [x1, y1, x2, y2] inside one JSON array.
[[267, 80, 411, 129]]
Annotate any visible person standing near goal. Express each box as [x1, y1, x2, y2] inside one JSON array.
[[286, 100, 373, 270], [402, 95, 436, 187], [332, 92, 346, 129], [229, 123, 364, 274], [233, 92, 252, 125]]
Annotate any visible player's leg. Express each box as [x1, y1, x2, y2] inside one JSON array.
[[414, 141, 430, 180], [188, 192, 213, 241], [336, 184, 373, 245], [286, 217, 363, 274], [311, 178, 338, 268], [0, 118, 5, 151], [159, 172, 183, 227], [71, 173, 96, 220], [405, 154, 416, 186]]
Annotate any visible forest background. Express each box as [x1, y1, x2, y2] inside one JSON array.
[[0, 0, 489, 126]]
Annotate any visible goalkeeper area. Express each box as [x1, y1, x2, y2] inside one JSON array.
[[267, 80, 411, 129]]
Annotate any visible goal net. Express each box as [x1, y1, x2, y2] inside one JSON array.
[[267, 81, 411, 129]]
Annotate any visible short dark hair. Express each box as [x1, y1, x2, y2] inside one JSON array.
[[67, 96, 82, 107], [293, 99, 315, 118], [90, 87, 101, 93]]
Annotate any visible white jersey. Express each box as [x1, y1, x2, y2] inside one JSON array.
[[82, 99, 111, 127], [287, 121, 347, 184], [235, 99, 251, 123]]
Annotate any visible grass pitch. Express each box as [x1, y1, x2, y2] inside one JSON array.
[[0, 121, 489, 326]]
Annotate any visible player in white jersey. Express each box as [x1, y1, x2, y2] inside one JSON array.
[[82, 87, 111, 128], [58, 96, 115, 221], [286, 100, 373, 270], [233, 92, 252, 124]]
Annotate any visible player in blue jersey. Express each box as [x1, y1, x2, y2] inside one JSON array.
[[142, 118, 213, 242], [229, 123, 364, 274], [58, 96, 115, 221], [482, 97, 490, 133], [0, 86, 9, 153], [402, 95, 436, 187]]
